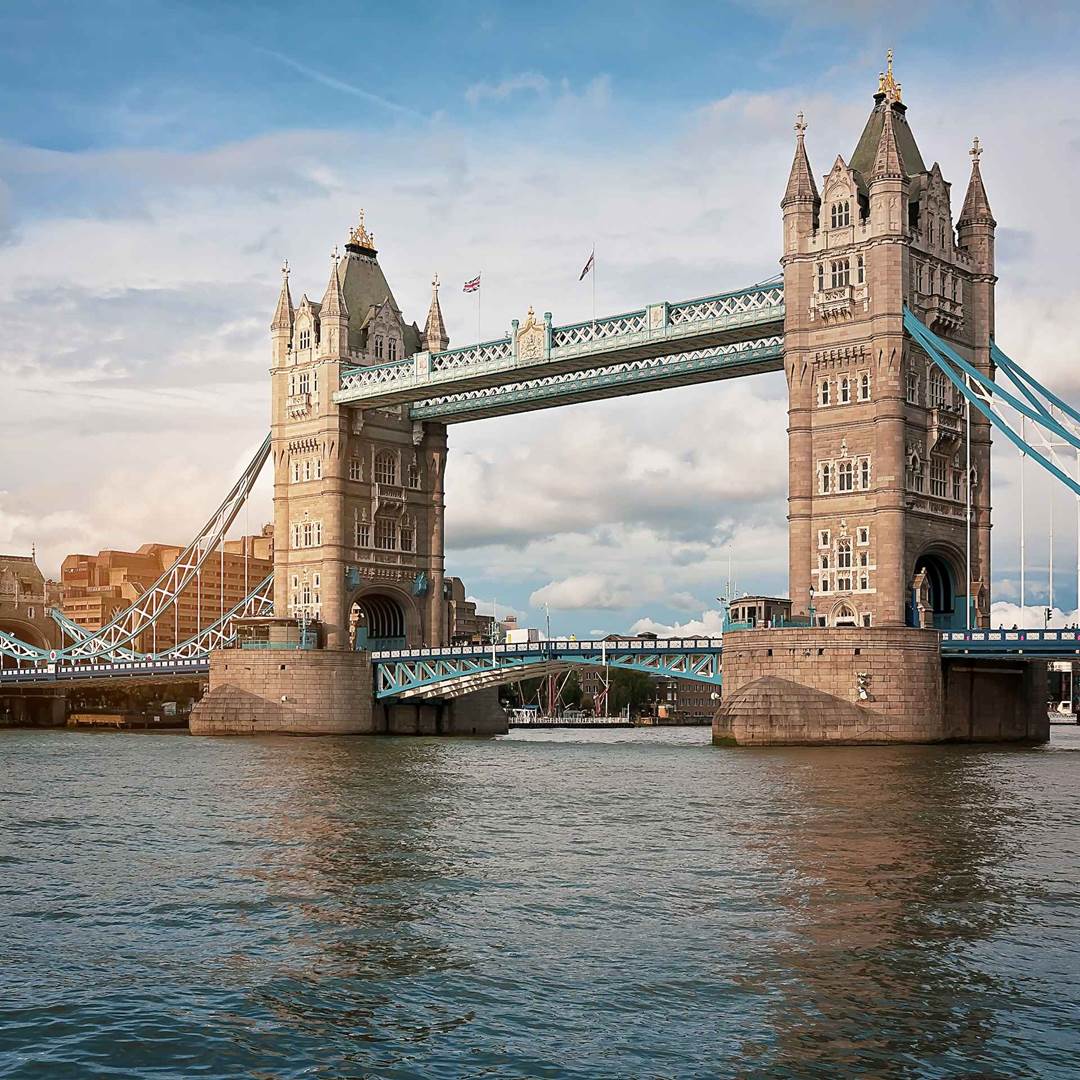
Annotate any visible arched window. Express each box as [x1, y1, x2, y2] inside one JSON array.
[[820, 554, 830, 570], [831, 259, 850, 288], [860, 458, 871, 489], [819, 380, 831, 406], [927, 219, 934, 245], [856, 254, 865, 285], [834, 604, 857, 627], [838, 460, 854, 492], [816, 263, 825, 291], [299, 328, 311, 350], [840, 377, 850, 404], [408, 461, 421, 489], [374, 450, 397, 486], [820, 462, 832, 494], [388, 339, 398, 362], [831, 201, 850, 228], [400, 520, 415, 552], [859, 372, 871, 401], [374, 336, 384, 360], [907, 452, 923, 492]]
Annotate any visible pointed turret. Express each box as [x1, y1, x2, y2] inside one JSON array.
[[957, 137, 996, 275], [870, 100, 906, 182], [958, 137, 995, 227], [423, 274, 449, 352], [782, 112, 819, 207], [271, 260, 294, 366], [319, 249, 350, 358], [271, 260, 294, 331]]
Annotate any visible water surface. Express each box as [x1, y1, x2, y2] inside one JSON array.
[[1, 725, 1079, 1078]]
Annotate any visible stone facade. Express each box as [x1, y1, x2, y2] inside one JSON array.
[[270, 215, 454, 652], [782, 56, 995, 631], [715, 628, 1047, 745]]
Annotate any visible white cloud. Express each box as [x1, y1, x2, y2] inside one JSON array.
[[530, 574, 635, 611], [989, 602, 1080, 630], [465, 72, 550, 106], [630, 609, 727, 637]]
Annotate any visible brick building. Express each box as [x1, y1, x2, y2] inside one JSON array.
[[59, 527, 273, 652]]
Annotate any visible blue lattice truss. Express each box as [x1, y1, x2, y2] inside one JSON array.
[[372, 639, 724, 700]]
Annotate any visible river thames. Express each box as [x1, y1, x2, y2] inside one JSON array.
[[1, 726, 1079, 1078]]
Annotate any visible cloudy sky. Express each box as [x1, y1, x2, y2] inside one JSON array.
[[3, 0, 1080, 635]]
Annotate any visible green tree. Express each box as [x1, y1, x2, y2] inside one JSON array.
[[609, 668, 655, 716]]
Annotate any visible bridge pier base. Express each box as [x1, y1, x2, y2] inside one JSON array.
[[714, 628, 1048, 746], [189, 651, 507, 736]]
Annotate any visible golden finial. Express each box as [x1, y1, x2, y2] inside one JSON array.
[[349, 208, 374, 248], [970, 136, 982, 164], [880, 50, 902, 103], [794, 111, 807, 138]]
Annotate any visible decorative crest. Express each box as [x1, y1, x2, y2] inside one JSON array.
[[281, 258, 290, 277], [878, 49, 902, 103], [432, 272, 440, 293], [970, 136, 982, 164], [794, 111, 807, 138], [349, 208, 375, 249], [331, 244, 339, 262]]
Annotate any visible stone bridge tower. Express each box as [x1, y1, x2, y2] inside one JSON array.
[[269, 215, 453, 651], [782, 55, 995, 630]]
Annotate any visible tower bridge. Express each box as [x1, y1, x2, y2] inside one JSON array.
[[0, 56, 1072, 742]]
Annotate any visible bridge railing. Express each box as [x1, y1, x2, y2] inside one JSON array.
[[370, 636, 722, 660]]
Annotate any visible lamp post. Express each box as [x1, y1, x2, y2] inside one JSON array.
[[808, 585, 816, 628]]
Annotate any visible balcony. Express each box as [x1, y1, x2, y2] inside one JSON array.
[[928, 405, 963, 454], [286, 393, 311, 418], [810, 282, 869, 323], [921, 292, 964, 334]]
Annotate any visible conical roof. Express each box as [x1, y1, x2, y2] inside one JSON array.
[[271, 263, 294, 331], [958, 138, 995, 226], [423, 275, 449, 351], [320, 253, 348, 319], [870, 100, 907, 182], [782, 113, 819, 206]]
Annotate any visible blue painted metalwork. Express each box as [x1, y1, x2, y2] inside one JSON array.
[[412, 571, 429, 596], [335, 284, 784, 410], [941, 629, 1080, 658], [370, 638, 723, 700], [408, 338, 783, 422], [0, 656, 209, 685]]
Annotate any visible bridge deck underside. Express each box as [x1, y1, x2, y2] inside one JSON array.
[[409, 341, 783, 423]]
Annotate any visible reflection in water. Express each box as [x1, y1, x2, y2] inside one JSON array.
[[0, 727, 1078, 1078]]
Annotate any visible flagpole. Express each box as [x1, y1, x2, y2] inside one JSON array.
[[592, 243, 596, 325], [477, 272, 481, 344]]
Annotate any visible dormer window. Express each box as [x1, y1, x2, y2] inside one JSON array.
[[927, 220, 934, 246], [374, 336, 384, 360], [299, 329, 311, 350], [830, 200, 851, 228], [388, 339, 397, 362]]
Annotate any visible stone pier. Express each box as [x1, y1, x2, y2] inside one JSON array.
[[189, 649, 506, 736], [714, 627, 1048, 746]]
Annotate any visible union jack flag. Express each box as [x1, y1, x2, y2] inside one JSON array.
[[463, 274, 481, 293]]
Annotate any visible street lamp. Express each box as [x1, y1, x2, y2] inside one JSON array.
[[808, 585, 816, 628]]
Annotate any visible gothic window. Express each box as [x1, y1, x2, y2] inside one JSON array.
[[940, 219, 948, 248], [348, 459, 362, 482], [840, 377, 850, 404], [816, 263, 825, 291], [859, 573, 869, 591], [292, 460, 301, 483], [838, 460, 854, 492], [818, 529, 831, 547], [837, 539, 853, 570], [859, 371, 871, 401], [314, 458, 322, 480], [952, 469, 963, 502], [374, 450, 397, 486], [830, 200, 850, 228], [820, 463, 832, 494], [819, 380, 831, 406], [907, 452, 923, 492], [831, 259, 850, 288], [860, 458, 871, 489], [408, 461, 421, 489], [302, 460, 311, 482], [857, 526, 870, 545], [312, 369, 318, 394], [906, 370, 920, 405], [288, 374, 295, 396], [856, 254, 865, 285], [859, 551, 869, 569], [388, 339, 398, 362], [929, 369, 947, 409], [355, 521, 370, 547], [299, 329, 311, 350], [400, 521, 415, 552], [820, 554, 830, 570], [375, 336, 384, 360], [927, 219, 934, 246], [930, 457, 947, 498], [929, 267, 936, 295], [375, 518, 398, 550], [819, 575, 830, 593], [298, 372, 310, 395]]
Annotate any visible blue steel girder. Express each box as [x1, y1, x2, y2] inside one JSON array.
[[373, 639, 723, 700], [335, 284, 784, 410], [941, 629, 1080, 659], [407, 338, 783, 423]]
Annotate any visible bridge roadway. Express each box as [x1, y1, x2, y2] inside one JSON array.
[[3, 630, 1079, 696], [335, 283, 785, 419]]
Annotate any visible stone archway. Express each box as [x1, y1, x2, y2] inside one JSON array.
[[911, 550, 963, 629], [349, 592, 408, 651], [832, 603, 858, 628]]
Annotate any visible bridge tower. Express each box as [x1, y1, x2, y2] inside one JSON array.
[[782, 55, 995, 630], [270, 215, 451, 651]]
